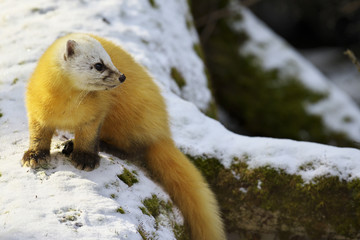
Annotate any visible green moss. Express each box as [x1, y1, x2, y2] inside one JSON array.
[[11, 78, 19, 85], [186, 0, 192, 10], [30, 6, 56, 14], [137, 226, 148, 240], [31, 8, 41, 13], [204, 100, 218, 119], [209, 30, 335, 144], [202, 53, 219, 119], [141, 194, 190, 239], [173, 223, 190, 240], [137, 224, 156, 240], [298, 161, 316, 171], [116, 207, 125, 214], [139, 206, 151, 216], [65, 215, 77, 221], [192, 43, 219, 119], [188, 153, 360, 239], [187, 154, 225, 183], [143, 194, 161, 218], [117, 168, 139, 187], [171, 67, 186, 89], [343, 116, 353, 123], [193, 43, 205, 61], [142, 194, 173, 219], [186, 18, 194, 31], [110, 194, 117, 199], [190, 0, 357, 148], [141, 39, 150, 45], [148, 0, 157, 8]]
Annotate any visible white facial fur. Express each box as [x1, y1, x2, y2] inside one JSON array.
[[61, 34, 125, 91]]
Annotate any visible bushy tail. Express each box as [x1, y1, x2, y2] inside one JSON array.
[[146, 138, 225, 240]]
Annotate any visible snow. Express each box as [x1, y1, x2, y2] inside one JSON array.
[[167, 93, 360, 181], [0, 148, 177, 240], [1, 0, 360, 239]]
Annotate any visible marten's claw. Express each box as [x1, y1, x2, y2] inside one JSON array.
[[71, 151, 100, 171], [21, 149, 50, 169]]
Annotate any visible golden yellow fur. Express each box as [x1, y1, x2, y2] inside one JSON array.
[[23, 33, 225, 240]]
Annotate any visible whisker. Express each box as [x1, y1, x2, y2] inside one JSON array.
[[76, 90, 89, 108]]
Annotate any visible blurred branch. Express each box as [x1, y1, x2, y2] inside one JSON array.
[[240, 0, 261, 7], [344, 49, 360, 72], [196, 8, 231, 28], [195, 0, 261, 43], [196, 8, 232, 42], [341, 1, 360, 14]]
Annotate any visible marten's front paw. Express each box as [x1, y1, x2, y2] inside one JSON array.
[[71, 151, 100, 171], [22, 149, 50, 169]]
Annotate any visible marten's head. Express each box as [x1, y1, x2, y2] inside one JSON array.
[[61, 35, 126, 91]]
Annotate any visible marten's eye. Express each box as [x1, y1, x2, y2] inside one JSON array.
[[94, 63, 104, 71]]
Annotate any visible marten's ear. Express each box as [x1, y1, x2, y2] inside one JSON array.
[[64, 40, 78, 60]]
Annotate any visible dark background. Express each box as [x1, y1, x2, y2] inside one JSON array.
[[248, 0, 360, 49]]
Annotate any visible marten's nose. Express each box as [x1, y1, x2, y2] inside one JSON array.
[[119, 74, 126, 83]]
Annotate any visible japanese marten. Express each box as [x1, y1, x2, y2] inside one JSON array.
[[22, 33, 225, 240]]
